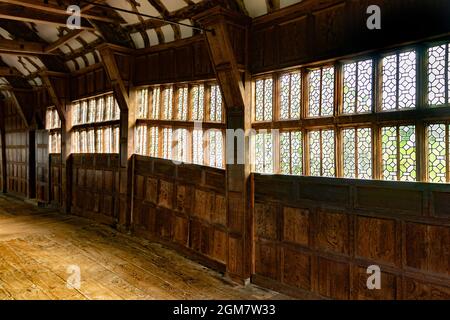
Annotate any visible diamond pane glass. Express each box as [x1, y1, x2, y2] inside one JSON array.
[[382, 126, 398, 180], [193, 129, 203, 165], [280, 131, 303, 175], [255, 78, 273, 121], [398, 51, 417, 109], [343, 63, 357, 114], [255, 132, 273, 173], [357, 60, 373, 113], [343, 128, 356, 178], [322, 129, 335, 177], [280, 72, 301, 120], [308, 70, 321, 117], [163, 87, 173, 120], [151, 87, 160, 119], [428, 44, 447, 106], [322, 67, 335, 116], [309, 131, 321, 176], [162, 128, 172, 159], [149, 127, 159, 157], [137, 89, 149, 119], [357, 128, 373, 179], [177, 87, 188, 120], [175, 128, 188, 163], [382, 54, 398, 111], [209, 130, 223, 168], [399, 125, 416, 181], [192, 85, 204, 121], [428, 124, 447, 183], [210, 85, 223, 122]]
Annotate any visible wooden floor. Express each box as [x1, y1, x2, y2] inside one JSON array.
[[0, 195, 287, 300]]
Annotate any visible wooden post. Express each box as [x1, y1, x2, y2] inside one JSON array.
[[196, 7, 252, 283], [0, 99, 7, 193], [99, 44, 135, 230]]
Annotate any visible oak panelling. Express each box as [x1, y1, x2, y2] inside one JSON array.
[[35, 130, 49, 203], [132, 155, 227, 269], [69, 154, 120, 225], [250, 0, 450, 73], [69, 65, 111, 101], [4, 101, 29, 197], [134, 37, 215, 86], [50, 154, 63, 207], [253, 173, 450, 300]]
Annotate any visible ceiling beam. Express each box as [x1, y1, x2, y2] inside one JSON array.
[[0, 38, 51, 55], [0, 0, 120, 24], [0, 3, 96, 30], [45, 29, 84, 53]]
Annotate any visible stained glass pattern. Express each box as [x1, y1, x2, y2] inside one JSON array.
[[343, 60, 373, 114], [210, 85, 223, 122], [382, 51, 417, 110], [255, 78, 273, 121], [177, 87, 188, 120], [192, 85, 205, 121], [428, 44, 448, 106], [280, 72, 301, 120], [427, 124, 447, 183], [308, 70, 321, 117], [255, 132, 273, 174]]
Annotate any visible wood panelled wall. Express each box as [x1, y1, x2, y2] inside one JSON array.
[[50, 154, 63, 207], [3, 101, 29, 197], [134, 36, 215, 86], [70, 154, 121, 226], [70, 65, 112, 101], [252, 174, 450, 299], [251, 0, 450, 73], [132, 156, 227, 271], [35, 130, 49, 203]]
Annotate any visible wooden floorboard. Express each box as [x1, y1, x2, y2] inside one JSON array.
[[0, 195, 289, 300]]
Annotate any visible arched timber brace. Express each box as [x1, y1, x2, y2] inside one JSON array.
[[196, 7, 252, 283]]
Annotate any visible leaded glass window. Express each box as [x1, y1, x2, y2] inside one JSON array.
[[177, 87, 188, 121], [427, 123, 449, 183], [381, 125, 416, 181], [210, 84, 223, 122], [192, 84, 205, 121], [255, 78, 273, 121], [255, 132, 273, 174], [308, 67, 335, 117], [162, 127, 173, 159], [428, 44, 450, 106], [208, 130, 223, 168], [280, 131, 303, 175], [193, 129, 204, 165], [280, 71, 301, 120], [342, 127, 373, 179], [149, 126, 159, 158], [382, 51, 417, 111], [137, 88, 149, 119], [343, 60, 373, 114], [162, 87, 173, 120], [152, 87, 161, 119], [308, 129, 335, 177], [175, 128, 188, 163]]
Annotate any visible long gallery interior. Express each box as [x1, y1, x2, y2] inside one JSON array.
[[0, 0, 449, 300]]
